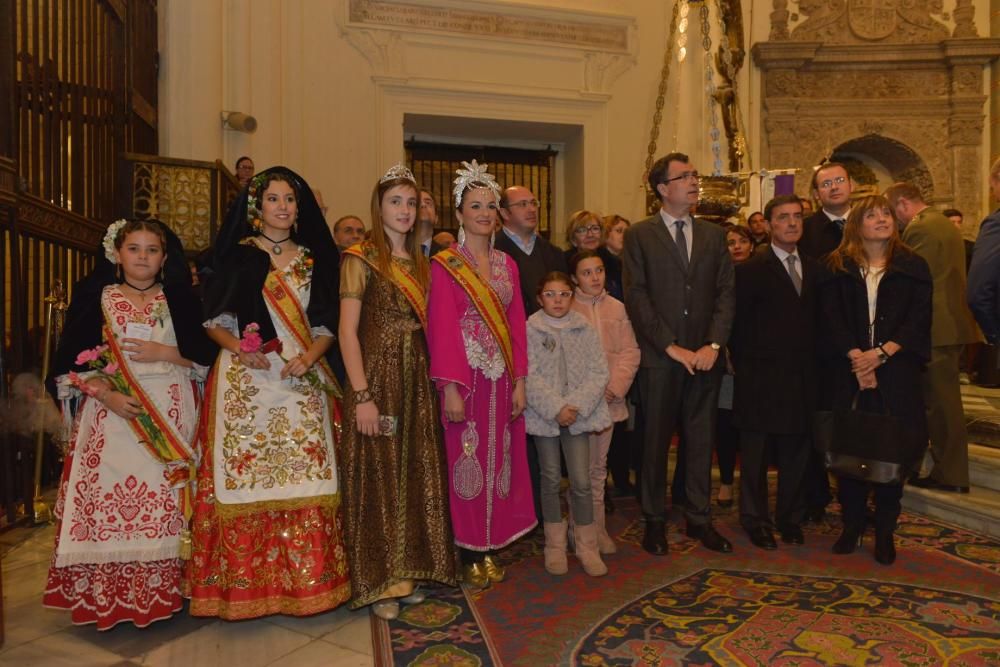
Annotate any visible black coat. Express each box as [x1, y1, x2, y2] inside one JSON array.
[[799, 211, 844, 261], [493, 230, 567, 316], [730, 247, 827, 434], [820, 250, 932, 467]]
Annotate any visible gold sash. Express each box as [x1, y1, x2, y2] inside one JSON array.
[[433, 247, 515, 377], [342, 241, 428, 329], [261, 268, 342, 398]]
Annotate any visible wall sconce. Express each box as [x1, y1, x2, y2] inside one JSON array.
[[221, 111, 257, 133]]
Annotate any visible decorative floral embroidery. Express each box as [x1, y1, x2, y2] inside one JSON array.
[[220, 354, 334, 491], [457, 249, 515, 381]]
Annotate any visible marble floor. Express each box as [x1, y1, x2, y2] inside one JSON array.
[[0, 523, 375, 667]]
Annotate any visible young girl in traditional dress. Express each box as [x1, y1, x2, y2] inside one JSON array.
[[44, 220, 216, 629], [189, 167, 350, 619], [525, 272, 611, 576], [427, 161, 536, 588], [337, 165, 456, 620], [569, 250, 640, 554]]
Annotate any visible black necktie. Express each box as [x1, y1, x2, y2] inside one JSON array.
[[833, 219, 845, 231], [675, 220, 689, 271]]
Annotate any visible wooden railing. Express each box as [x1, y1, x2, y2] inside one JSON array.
[[118, 153, 241, 253]]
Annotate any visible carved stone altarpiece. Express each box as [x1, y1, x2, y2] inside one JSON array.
[[755, 1, 1000, 222]]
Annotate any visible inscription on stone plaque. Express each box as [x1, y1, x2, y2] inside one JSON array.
[[348, 0, 629, 52]]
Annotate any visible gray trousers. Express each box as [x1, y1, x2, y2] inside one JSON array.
[[536, 427, 593, 525]]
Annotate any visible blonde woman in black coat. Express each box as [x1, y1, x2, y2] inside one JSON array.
[[821, 194, 932, 565]]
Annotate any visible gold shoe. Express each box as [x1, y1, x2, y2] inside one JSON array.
[[482, 554, 506, 583], [462, 562, 491, 589]]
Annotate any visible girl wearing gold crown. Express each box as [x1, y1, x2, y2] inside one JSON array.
[[337, 164, 456, 619]]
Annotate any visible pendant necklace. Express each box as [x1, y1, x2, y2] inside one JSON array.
[[259, 231, 290, 255], [122, 279, 157, 300]]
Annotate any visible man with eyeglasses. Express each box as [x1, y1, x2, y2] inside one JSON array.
[[496, 186, 568, 316], [496, 185, 569, 527], [799, 162, 853, 261], [798, 162, 853, 523], [623, 152, 735, 556]]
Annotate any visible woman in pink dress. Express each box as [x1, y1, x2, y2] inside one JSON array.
[[427, 160, 536, 588]]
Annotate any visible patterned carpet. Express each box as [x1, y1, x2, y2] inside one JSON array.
[[373, 497, 1000, 666]]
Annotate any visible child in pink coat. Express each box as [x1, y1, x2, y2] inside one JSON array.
[[569, 250, 641, 552]]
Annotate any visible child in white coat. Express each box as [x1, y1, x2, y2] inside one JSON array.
[[525, 272, 611, 576]]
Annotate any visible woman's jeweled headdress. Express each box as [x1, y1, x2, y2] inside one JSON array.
[[452, 160, 501, 208], [103, 219, 128, 264]]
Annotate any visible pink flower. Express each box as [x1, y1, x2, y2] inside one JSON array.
[[103, 362, 119, 375], [75, 348, 99, 365], [239, 332, 263, 353]]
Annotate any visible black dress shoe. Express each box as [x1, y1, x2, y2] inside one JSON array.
[[779, 525, 805, 545], [686, 523, 733, 553], [716, 497, 733, 509], [747, 527, 777, 550], [908, 476, 970, 493], [804, 507, 827, 523], [642, 520, 668, 556], [874, 530, 896, 565], [832, 526, 864, 554]]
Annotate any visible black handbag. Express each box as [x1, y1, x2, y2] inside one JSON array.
[[813, 389, 907, 484]]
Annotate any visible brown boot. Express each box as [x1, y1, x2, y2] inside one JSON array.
[[594, 501, 617, 554], [543, 521, 568, 575], [574, 523, 608, 577]]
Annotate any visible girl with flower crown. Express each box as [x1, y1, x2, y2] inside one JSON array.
[[188, 167, 350, 619], [337, 165, 456, 620], [427, 161, 537, 588], [44, 219, 216, 629]]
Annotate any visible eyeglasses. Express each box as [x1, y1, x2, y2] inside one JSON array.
[[541, 290, 573, 299], [818, 176, 848, 189], [574, 225, 602, 235], [664, 171, 700, 183], [506, 199, 539, 209]]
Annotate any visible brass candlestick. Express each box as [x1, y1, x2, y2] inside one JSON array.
[[32, 280, 67, 524]]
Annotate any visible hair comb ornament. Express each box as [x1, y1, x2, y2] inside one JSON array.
[[452, 160, 501, 208], [379, 163, 417, 185]]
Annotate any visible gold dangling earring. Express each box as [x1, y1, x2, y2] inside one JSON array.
[[457, 222, 466, 246], [116, 263, 123, 283]]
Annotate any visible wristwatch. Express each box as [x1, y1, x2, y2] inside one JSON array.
[[709, 342, 721, 351], [876, 346, 889, 364]]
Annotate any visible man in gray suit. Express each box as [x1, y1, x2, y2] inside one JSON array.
[[623, 152, 736, 555]]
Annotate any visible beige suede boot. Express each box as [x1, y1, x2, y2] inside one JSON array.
[[543, 521, 569, 575], [594, 501, 617, 554], [574, 523, 608, 576]]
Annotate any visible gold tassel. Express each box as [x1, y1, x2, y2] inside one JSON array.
[[179, 528, 192, 560]]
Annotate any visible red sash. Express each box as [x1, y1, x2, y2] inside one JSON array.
[[102, 307, 196, 557]]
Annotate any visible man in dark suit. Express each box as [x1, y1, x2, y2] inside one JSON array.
[[888, 182, 983, 493], [968, 159, 1000, 345], [799, 162, 852, 261], [494, 184, 568, 524], [495, 185, 568, 315], [798, 161, 853, 521], [418, 189, 447, 257], [623, 152, 735, 555], [730, 195, 824, 549]]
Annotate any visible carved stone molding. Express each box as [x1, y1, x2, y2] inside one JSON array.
[[772, 1, 950, 45], [754, 33, 1000, 221], [337, 0, 637, 96], [346, 0, 631, 53]]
